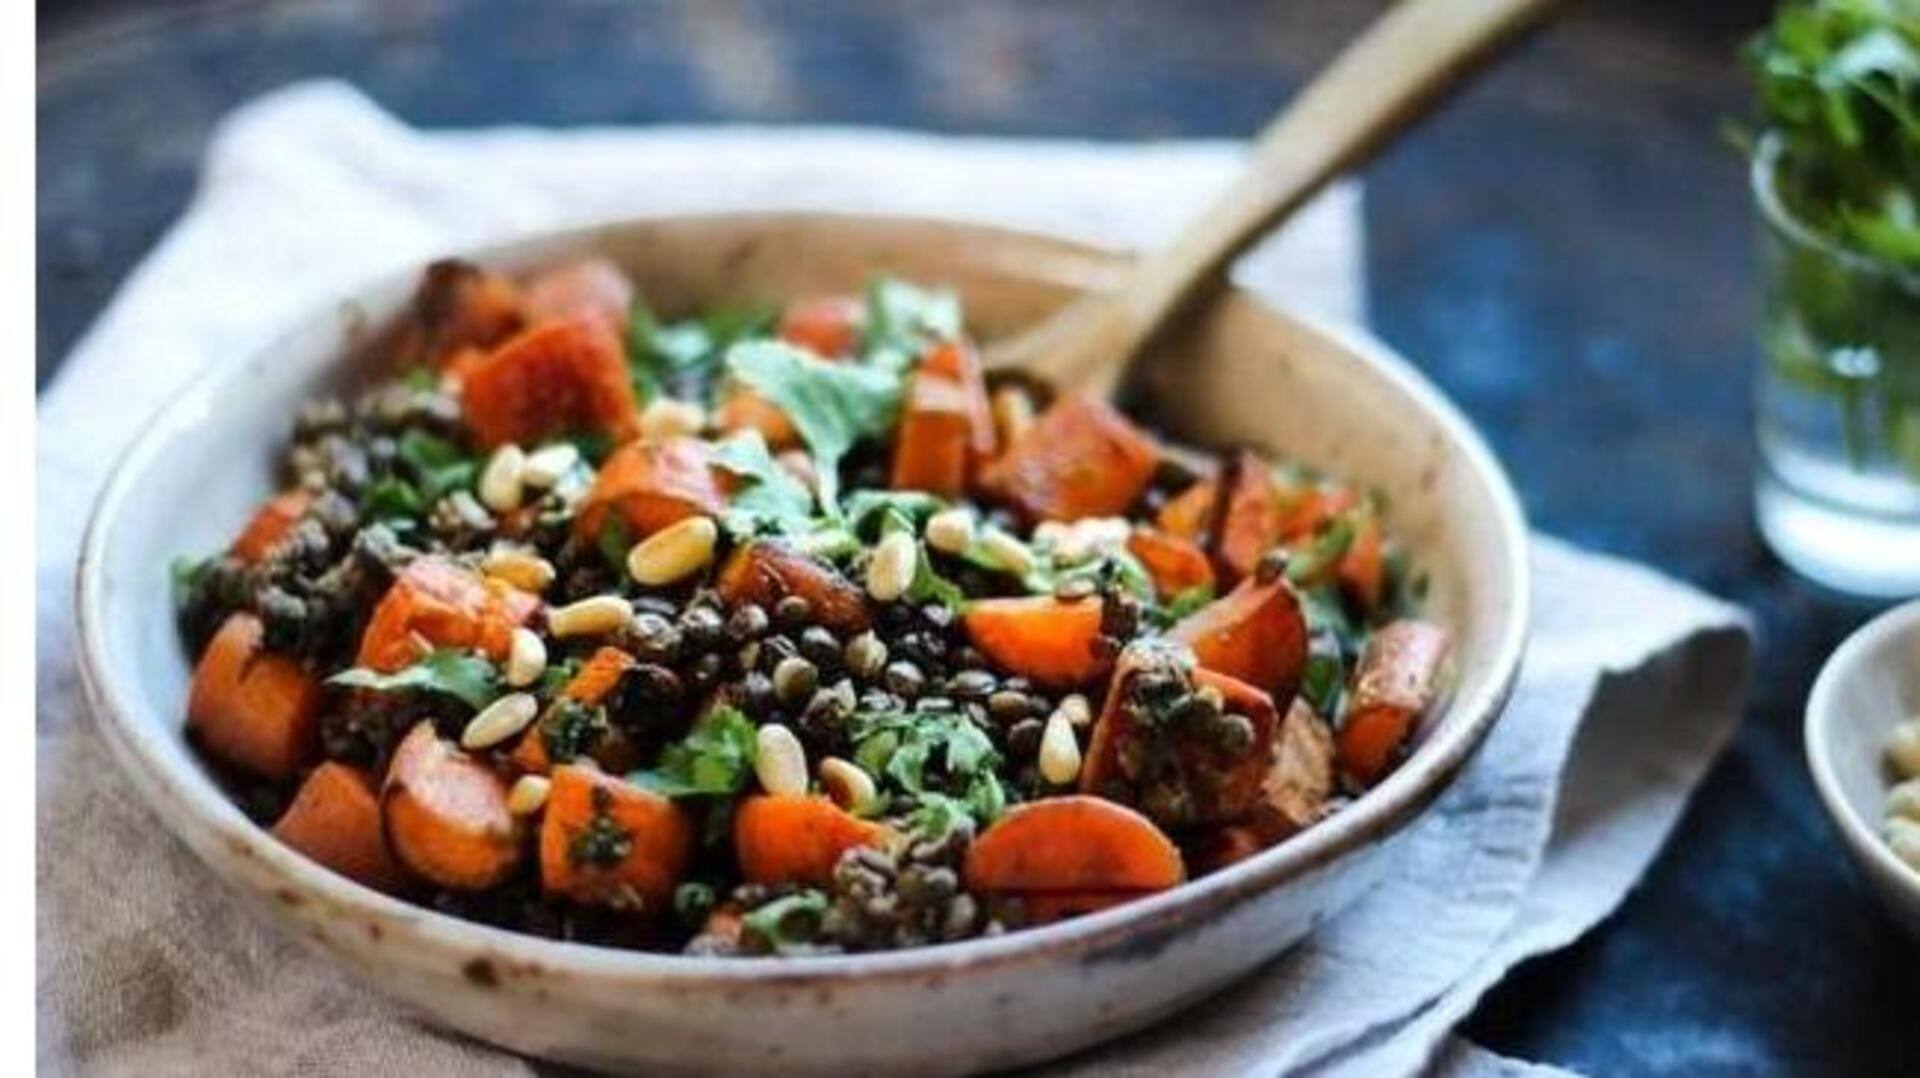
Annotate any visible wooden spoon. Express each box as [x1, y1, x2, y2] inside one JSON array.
[[985, 0, 1557, 396]]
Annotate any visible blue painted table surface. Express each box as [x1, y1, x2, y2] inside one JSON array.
[[35, 1, 1919, 1073]]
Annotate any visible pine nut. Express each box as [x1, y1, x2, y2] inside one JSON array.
[[640, 397, 707, 440], [1888, 817, 1920, 871], [1058, 693, 1093, 728], [627, 515, 719, 586], [504, 627, 548, 688], [819, 756, 878, 815], [548, 594, 633, 638], [461, 692, 540, 750], [924, 508, 977, 555], [754, 723, 809, 797], [992, 385, 1036, 447], [1038, 706, 1083, 785], [867, 530, 918, 602], [478, 444, 527, 512], [521, 442, 581, 488], [1032, 521, 1070, 548], [1889, 778, 1920, 822], [980, 527, 1036, 578], [507, 774, 552, 816], [482, 547, 556, 593], [1888, 719, 1920, 778]]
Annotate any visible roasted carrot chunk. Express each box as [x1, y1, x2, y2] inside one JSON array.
[[391, 259, 525, 369], [1278, 485, 1357, 542], [355, 556, 540, 673], [1246, 700, 1335, 844], [229, 490, 311, 564], [540, 765, 693, 911], [1126, 527, 1216, 600], [714, 388, 801, 450], [187, 613, 320, 781], [962, 596, 1109, 690], [1337, 620, 1449, 784], [461, 316, 641, 448], [1156, 478, 1218, 541], [734, 795, 891, 886], [1079, 649, 1279, 827], [1337, 515, 1386, 612], [1167, 577, 1308, 703], [1211, 451, 1282, 584], [918, 341, 995, 472], [714, 541, 872, 635], [523, 256, 635, 339], [963, 796, 1183, 894], [778, 295, 864, 358], [890, 369, 975, 498], [980, 393, 1159, 522], [574, 435, 732, 542], [382, 721, 523, 890], [272, 762, 407, 893]]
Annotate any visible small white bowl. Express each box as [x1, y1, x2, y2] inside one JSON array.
[[1806, 599, 1920, 938]]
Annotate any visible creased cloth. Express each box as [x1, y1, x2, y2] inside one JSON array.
[[36, 82, 1751, 1077]]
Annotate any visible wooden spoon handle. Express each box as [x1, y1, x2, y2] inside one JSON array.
[[987, 0, 1555, 393]]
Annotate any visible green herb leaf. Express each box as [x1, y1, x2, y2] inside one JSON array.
[[741, 891, 830, 954], [169, 556, 208, 611], [710, 430, 817, 533], [597, 515, 633, 575], [862, 277, 961, 368], [725, 340, 903, 510], [841, 490, 947, 541], [328, 650, 500, 709], [396, 429, 477, 502], [628, 298, 777, 403], [849, 708, 1005, 824], [359, 476, 427, 520], [631, 705, 759, 799], [1287, 517, 1357, 585], [1162, 584, 1216, 622]]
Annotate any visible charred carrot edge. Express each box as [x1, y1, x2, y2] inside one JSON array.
[[714, 541, 873, 635], [961, 596, 1108, 690], [461, 315, 641, 448], [381, 722, 523, 891], [272, 762, 408, 893], [391, 259, 525, 369], [963, 796, 1184, 894], [230, 490, 312, 564], [734, 795, 892, 886], [540, 765, 694, 910], [187, 613, 320, 781]]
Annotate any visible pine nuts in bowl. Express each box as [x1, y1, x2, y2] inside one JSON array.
[[75, 213, 1527, 1074], [1806, 598, 1920, 939]]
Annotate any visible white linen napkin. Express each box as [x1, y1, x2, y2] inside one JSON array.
[[36, 82, 1751, 1077]]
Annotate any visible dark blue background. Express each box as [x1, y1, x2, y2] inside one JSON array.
[[36, 1, 1918, 1073]]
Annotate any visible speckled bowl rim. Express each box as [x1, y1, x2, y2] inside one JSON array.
[[1805, 599, 1920, 893], [76, 211, 1529, 989]]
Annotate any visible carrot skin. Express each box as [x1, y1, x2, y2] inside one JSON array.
[[187, 613, 320, 781], [272, 762, 409, 893]]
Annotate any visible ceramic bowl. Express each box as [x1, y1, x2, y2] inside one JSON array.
[[76, 213, 1529, 1075], [1805, 599, 1920, 938]]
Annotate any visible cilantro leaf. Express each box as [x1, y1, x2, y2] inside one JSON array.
[[741, 891, 830, 954], [710, 430, 817, 533], [725, 340, 902, 510], [631, 705, 759, 799], [862, 277, 961, 369], [628, 298, 776, 403], [396, 429, 476, 503], [329, 650, 500, 709], [850, 707, 1005, 824]]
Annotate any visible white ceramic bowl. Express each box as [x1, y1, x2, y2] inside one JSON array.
[[1806, 599, 1920, 938], [76, 213, 1529, 1075]]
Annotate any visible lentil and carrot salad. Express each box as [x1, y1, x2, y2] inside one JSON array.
[[171, 256, 1449, 956]]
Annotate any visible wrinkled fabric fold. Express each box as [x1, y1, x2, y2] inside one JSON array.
[[37, 82, 1748, 1077]]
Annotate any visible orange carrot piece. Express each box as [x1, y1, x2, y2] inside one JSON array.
[[1337, 621, 1449, 785], [229, 490, 312, 564], [962, 796, 1183, 894], [778, 295, 864, 358], [1156, 478, 1218, 541], [187, 613, 320, 781], [734, 795, 891, 886], [714, 388, 801, 450], [272, 762, 408, 893], [714, 541, 873, 635], [1079, 655, 1279, 826], [1278, 486, 1357, 542], [1126, 527, 1216, 600], [508, 647, 637, 774], [1337, 515, 1386, 612], [522, 257, 634, 340], [961, 596, 1109, 690], [381, 721, 523, 890], [355, 556, 539, 673], [540, 765, 693, 911], [574, 435, 732, 542], [1211, 451, 1282, 584], [979, 392, 1159, 522], [461, 316, 641, 449], [1167, 577, 1308, 702], [918, 340, 995, 472], [391, 259, 525, 369], [889, 369, 974, 497]]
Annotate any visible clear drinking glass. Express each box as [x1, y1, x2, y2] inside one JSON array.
[[1753, 136, 1920, 597]]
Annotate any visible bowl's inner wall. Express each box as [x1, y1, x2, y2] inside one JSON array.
[[94, 213, 1521, 873], [1823, 624, 1920, 822]]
